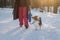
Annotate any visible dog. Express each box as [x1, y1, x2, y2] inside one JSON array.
[[32, 16, 42, 30]]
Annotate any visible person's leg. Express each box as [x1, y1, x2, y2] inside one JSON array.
[[23, 6, 28, 28], [18, 7, 23, 27]]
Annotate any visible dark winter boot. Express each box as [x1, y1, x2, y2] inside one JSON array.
[[25, 25, 29, 29], [20, 24, 23, 27]]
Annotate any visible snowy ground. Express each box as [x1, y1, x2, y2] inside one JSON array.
[[0, 8, 60, 40]]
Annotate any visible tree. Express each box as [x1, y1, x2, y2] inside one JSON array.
[[0, 0, 6, 7]]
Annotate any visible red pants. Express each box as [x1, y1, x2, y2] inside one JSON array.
[[18, 6, 28, 26]]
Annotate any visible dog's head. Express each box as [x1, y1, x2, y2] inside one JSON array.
[[32, 16, 39, 21]]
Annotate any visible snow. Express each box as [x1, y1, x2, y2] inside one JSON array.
[[0, 8, 60, 40], [0, 8, 13, 23]]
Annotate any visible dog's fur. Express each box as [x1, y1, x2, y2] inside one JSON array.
[[32, 16, 42, 30], [38, 17, 42, 26], [32, 16, 42, 26], [32, 16, 39, 21]]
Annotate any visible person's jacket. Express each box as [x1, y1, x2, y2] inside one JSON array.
[[13, 0, 30, 20]]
